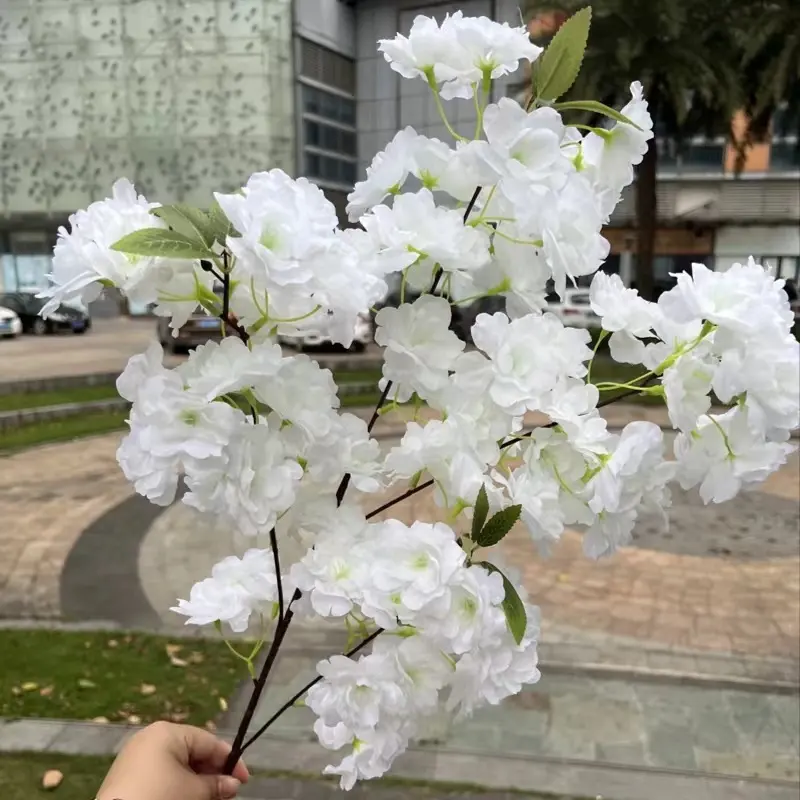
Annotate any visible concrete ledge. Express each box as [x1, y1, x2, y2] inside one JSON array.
[[1, 719, 796, 800]]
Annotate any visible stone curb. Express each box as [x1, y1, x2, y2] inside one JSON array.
[[0, 718, 797, 800]]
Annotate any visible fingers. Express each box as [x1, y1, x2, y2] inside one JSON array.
[[143, 722, 250, 783], [195, 774, 242, 799]]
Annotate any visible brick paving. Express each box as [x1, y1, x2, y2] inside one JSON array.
[[1, 426, 798, 669], [0, 435, 130, 618]]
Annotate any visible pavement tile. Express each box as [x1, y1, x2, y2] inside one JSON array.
[[0, 720, 65, 751]]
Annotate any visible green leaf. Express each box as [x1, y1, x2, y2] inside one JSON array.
[[152, 204, 217, 248], [470, 485, 490, 541], [480, 562, 527, 645], [473, 504, 522, 548], [533, 6, 591, 102], [110, 228, 214, 260], [552, 100, 643, 131], [208, 200, 236, 242]]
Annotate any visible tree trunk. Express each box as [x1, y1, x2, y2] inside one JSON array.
[[635, 138, 658, 301]]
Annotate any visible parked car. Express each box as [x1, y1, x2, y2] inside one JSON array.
[[278, 313, 374, 353], [546, 288, 599, 329], [0, 305, 22, 338], [157, 308, 225, 353], [0, 292, 90, 334]]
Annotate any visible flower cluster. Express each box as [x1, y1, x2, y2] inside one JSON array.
[[37, 9, 797, 792]]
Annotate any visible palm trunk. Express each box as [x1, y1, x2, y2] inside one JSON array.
[[635, 138, 658, 301]]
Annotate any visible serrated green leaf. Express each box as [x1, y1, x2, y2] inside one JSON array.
[[552, 100, 643, 131], [480, 562, 527, 645], [471, 485, 490, 541], [152, 204, 217, 247], [110, 228, 214, 260], [533, 6, 591, 102], [474, 504, 522, 548], [209, 200, 236, 242]]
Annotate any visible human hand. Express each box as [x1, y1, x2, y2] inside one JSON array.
[[97, 721, 249, 800]]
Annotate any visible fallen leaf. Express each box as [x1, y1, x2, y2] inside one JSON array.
[[21, 682, 39, 692], [556, 573, 570, 583], [107, 639, 119, 648], [169, 712, 188, 723], [39, 686, 54, 697], [123, 635, 133, 644], [77, 679, 96, 689], [170, 656, 189, 667], [188, 651, 205, 664], [91, 716, 109, 724], [11, 686, 21, 696], [42, 770, 63, 790], [218, 697, 228, 712], [126, 714, 142, 725], [139, 683, 157, 696], [205, 720, 217, 732], [165, 643, 182, 657]]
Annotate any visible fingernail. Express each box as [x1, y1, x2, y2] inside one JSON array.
[[219, 776, 242, 798]]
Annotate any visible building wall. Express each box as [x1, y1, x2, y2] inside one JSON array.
[[0, 0, 295, 291], [714, 225, 800, 281], [0, 0, 294, 216], [294, 0, 355, 57]]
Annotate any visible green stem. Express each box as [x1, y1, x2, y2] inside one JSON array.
[[488, 226, 543, 248], [587, 330, 608, 383], [426, 71, 466, 142]]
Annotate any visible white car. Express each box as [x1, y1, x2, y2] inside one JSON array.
[[0, 305, 22, 338], [279, 313, 374, 352], [547, 289, 599, 329]]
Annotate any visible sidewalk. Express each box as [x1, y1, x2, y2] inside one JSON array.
[[2, 654, 798, 800]]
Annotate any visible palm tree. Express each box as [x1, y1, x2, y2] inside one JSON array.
[[524, 0, 745, 300], [738, 0, 800, 168]]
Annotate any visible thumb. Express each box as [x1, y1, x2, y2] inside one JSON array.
[[195, 774, 242, 799]]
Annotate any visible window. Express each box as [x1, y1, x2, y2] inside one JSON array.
[[298, 40, 357, 191], [770, 103, 799, 172], [300, 39, 356, 95], [657, 137, 724, 173]]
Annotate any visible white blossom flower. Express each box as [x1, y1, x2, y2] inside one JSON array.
[[359, 520, 466, 629], [480, 100, 566, 184], [582, 82, 654, 219], [590, 271, 657, 363], [183, 418, 304, 536], [471, 312, 592, 415], [290, 509, 371, 617], [447, 602, 541, 718], [674, 408, 794, 504], [374, 295, 465, 402], [171, 549, 287, 633], [363, 190, 490, 287], [347, 128, 419, 220], [662, 351, 715, 433], [659, 259, 794, 341], [584, 421, 674, 557]]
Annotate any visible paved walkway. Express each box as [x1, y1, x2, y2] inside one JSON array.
[[2, 671, 798, 798], [1, 431, 798, 674]]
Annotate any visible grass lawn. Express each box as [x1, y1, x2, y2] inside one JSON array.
[[0, 411, 130, 455], [0, 753, 112, 800], [0, 384, 121, 413], [0, 630, 243, 727]]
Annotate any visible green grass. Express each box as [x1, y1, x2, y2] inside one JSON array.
[[0, 411, 129, 455], [0, 753, 112, 800], [0, 384, 121, 413], [0, 630, 243, 727], [333, 368, 381, 385]]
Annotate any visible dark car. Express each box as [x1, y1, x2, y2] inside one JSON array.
[[0, 291, 91, 335]]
